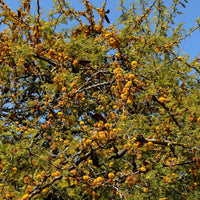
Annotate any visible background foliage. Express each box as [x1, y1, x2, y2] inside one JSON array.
[[0, 0, 200, 199]]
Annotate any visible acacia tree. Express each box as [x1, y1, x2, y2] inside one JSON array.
[[0, 0, 200, 199]]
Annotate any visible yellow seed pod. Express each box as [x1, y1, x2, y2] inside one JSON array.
[[80, 121, 84, 126], [83, 175, 89, 181], [131, 61, 137, 66], [177, 56, 182, 60], [129, 74, 135, 79], [108, 172, 115, 179]]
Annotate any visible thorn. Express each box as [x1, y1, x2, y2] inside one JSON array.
[[105, 15, 110, 24], [17, 10, 21, 18]]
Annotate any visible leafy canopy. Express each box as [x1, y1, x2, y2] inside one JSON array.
[[0, 0, 200, 199]]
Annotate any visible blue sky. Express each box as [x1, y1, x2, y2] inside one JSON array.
[[173, 1, 200, 60], [3, 0, 200, 60]]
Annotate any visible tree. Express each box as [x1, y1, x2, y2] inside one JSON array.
[[0, 0, 200, 199]]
